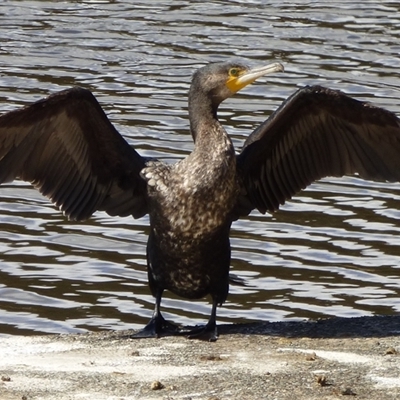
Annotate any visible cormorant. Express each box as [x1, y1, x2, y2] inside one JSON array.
[[1, 61, 400, 341]]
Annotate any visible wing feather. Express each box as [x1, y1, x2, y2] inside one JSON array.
[[236, 85, 400, 216], [0, 87, 148, 220]]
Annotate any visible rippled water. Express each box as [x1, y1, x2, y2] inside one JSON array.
[[1, 0, 400, 336]]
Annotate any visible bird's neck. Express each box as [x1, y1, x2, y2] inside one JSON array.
[[188, 83, 222, 144]]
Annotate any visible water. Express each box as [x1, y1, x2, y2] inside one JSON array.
[[1, 0, 400, 336]]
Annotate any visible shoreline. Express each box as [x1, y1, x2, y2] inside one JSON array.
[[1, 316, 400, 399]]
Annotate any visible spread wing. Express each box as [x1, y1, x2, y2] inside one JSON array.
[[0, 87, 148, 220], [236, 85, 400, 216]]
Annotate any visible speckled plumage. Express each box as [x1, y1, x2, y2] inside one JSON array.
[[143, 125, 238, 300], [142, 66, 240, 304], [134, 64, 249, 339]]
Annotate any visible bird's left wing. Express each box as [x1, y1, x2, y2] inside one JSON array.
[[0, 87, 148, 220], [235, 85, 400, 217]]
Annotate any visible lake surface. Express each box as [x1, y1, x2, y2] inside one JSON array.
[[1, 0, 400, 336]]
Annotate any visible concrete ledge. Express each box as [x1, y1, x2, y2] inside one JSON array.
[[1, 316, 400, 399]]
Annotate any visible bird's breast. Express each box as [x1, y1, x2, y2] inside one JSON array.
[[143, 149, 238, 238]]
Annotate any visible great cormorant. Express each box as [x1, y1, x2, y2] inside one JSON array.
[[1, 61, 400, 341]]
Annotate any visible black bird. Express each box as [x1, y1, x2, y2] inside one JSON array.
[[1, 61, 400, 341]]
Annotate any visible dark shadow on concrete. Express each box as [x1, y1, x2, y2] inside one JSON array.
[[216, 315, 400, 338]]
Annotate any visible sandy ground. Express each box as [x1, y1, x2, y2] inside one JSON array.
[[1, 316, 400, 400]]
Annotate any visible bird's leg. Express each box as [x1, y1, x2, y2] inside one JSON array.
[[130, 289, 181, 338], [187, 298, 219, 342]]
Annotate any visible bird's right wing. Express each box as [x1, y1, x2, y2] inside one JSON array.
[[235, 85, 400, 217], [0, 87, 148, 220]]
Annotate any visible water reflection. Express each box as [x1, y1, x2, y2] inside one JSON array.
[[1, 0, 400, 336]]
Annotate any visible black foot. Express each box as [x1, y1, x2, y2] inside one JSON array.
[[130, 315, 182, 339], [186, 324, 219, 342]]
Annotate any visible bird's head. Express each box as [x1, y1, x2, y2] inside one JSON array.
[[190, 61, 284, 110], [188, 61, 284, 140]]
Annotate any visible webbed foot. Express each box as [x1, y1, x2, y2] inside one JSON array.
[[130, 315, 182, 339], [186, 323, 218, 342]]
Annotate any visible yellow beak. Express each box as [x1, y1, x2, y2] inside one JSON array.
[[227, 62, 284, 93]]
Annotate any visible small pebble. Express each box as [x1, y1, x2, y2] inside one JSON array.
[[385, 347, 397, 355], [306, 352, 317, 361], [315, 374, 327, 386], [150, 380, 164, 390]]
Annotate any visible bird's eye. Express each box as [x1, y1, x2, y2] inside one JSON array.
[[229, 68, 240, 77]]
